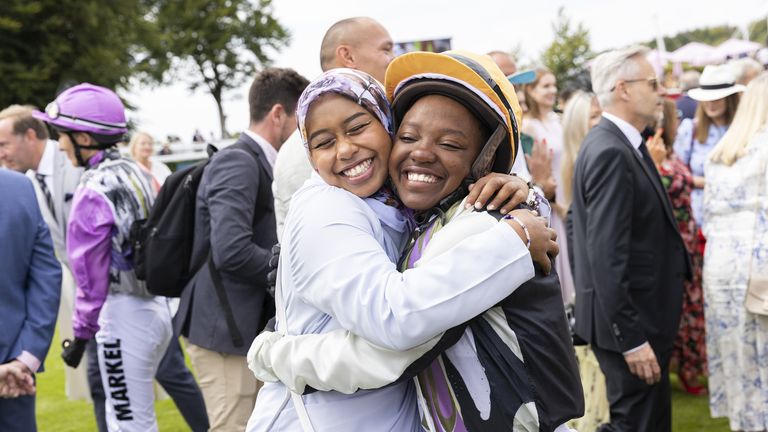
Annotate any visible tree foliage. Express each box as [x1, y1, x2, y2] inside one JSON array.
[[154, 0, 289, 137], [540, 7, 592, 93], [0, 0, 161, 109], [648, 25, 738, 52], [748, 17, 768, 45]]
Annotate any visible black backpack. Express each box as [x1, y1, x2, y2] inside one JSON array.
[[131, 142, 258, 297], [131, 142, 259, 347]]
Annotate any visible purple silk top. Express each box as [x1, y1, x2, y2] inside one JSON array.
[[67, 151, 115, 339]]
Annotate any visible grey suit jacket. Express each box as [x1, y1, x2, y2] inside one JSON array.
[[568, 118, 691, 354], [175, 133, 277, 356], [27, 141, 83, 268]]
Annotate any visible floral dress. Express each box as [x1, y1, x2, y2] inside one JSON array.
[[703, 131, 768, 431], [658, 154, 706, 380]]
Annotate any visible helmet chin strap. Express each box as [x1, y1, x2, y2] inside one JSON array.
[[66, 132, 110, 168]]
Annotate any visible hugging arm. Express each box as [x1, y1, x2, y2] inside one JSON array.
[[289, 189, 534, 351], [253, 208, 535, 393]]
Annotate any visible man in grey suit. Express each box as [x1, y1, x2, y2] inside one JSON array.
[[175, 67, 309, 431], [568, 46, 691, 432], [0, 105, 209, 432], [0, 168, 61, 431]]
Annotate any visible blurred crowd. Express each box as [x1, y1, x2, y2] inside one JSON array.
[[1, 14, 768, 432]]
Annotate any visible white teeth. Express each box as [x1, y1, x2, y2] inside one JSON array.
[[343, 159, 372, 177], [407, 172, 438, 183]]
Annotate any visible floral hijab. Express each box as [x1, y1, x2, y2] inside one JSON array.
[[296, 68, 393, 150], [296, 68, 414, 234]]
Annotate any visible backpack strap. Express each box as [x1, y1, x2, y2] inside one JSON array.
[[205, 141, 262, 348], [208, 252, 244, 347]]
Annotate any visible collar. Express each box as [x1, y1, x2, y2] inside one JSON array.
[[602, 112, 643, 154], [35, 140, 57, 177], [243, 130, 277, 170], [85, 150, 106, 169]]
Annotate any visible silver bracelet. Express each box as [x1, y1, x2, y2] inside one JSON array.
[[503, 215, 531, 249]]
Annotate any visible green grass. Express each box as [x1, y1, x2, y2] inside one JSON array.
[[34, 329, 732, 431], [36, 328, 187, 431], [671, 374, 731, 432]]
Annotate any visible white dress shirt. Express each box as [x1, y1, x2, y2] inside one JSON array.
[[271, 131, 312, 241], [602, 112, 643, 156], [28, 139, 57, 198], [243, 129, 278, 171]]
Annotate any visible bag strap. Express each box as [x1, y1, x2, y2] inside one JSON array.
[[203, 141, 262, 348], [208, 252, 244, 347], [273, 255, 315, 432]]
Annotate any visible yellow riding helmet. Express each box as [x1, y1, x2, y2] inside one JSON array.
[[385, 50, 523, 179]]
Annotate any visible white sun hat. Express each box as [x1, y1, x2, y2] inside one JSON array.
[[687, 64, 746, 102]]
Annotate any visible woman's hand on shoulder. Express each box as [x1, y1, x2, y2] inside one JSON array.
[[504, 209, 558, 274], [466, 173, 529, 215]]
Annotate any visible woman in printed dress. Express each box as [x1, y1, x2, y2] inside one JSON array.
[[702, 73, 768, 431], [648, 98, 706, 395]]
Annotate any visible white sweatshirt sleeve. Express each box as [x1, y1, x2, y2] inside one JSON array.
[[284, 189, 534, 351]]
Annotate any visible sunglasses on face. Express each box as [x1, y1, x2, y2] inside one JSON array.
[[610, 77, 659, 92]]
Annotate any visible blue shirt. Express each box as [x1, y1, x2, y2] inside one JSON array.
[[673, 118, 728, 226]]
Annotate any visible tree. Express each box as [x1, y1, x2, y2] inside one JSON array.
[[154, 0, 289, 138], [540, 7, 592, 94], [647, 25, 738, 52], [748, 16, 767, 45], [0, 0, 162, 109]]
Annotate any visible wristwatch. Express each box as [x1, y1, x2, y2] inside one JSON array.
[[511, 172, 539, 210]]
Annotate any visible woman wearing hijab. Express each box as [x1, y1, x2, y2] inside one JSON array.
[[246, 67, 557, 431]]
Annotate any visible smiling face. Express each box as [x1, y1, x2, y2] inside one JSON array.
[[306, 94, 391, 198], [530, 72, 557, 111], [389, 95, 486, 211]]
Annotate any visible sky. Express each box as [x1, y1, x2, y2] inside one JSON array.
[[127, 0, 768, 143]]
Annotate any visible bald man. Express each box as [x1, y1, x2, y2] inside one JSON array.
[[272, 17, 394, 239], [487, 50, 517, 77], [319, 17, 394, 83]]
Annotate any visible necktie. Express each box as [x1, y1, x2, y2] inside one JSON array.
[[35, 173, 57, 222], [638, 141, 661, 178]]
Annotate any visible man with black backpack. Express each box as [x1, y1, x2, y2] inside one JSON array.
[[173, 67, 309, 431]]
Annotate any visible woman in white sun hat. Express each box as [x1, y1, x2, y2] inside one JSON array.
[[673, 64, 745, 229]]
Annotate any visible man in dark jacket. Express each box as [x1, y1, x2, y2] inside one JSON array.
[[569, 46, 691, 432], [175, 67, 308, 431]]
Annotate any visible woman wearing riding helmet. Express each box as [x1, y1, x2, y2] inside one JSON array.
[[34, 83, 172, 432], [245, 67, 557, 431], [248, 51, 583, 432]]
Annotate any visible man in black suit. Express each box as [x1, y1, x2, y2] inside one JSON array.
[[568, 46, 691, 432], [175, 67, 309, 431]]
